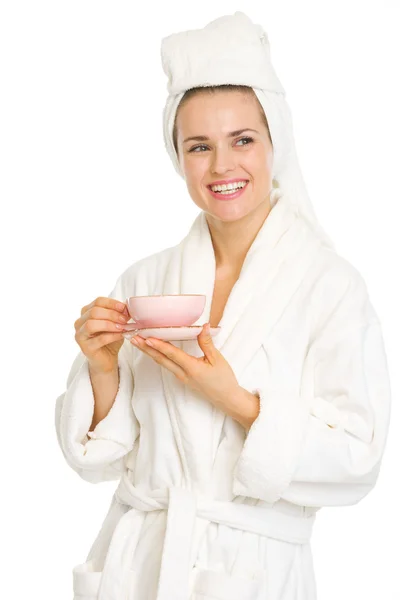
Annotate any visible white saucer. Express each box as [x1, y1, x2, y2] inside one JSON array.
[[122, 325, 221, 341]]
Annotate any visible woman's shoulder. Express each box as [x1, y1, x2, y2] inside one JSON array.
[[311, 242, 369, 296], [308, 244, 379, 337]]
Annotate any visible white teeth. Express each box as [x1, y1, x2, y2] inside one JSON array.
[[210, 181, 247, 192], [215, 188, 241, 195]]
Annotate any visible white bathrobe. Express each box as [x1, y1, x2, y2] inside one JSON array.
[[55, 193, 391, 600]]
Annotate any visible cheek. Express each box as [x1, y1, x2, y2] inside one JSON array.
[[265, 151, 274, 172], [183, 156, 207, 178], [249, 154, 273, 186], [185, 167, 209, 195], [242, 147, 267, 170]]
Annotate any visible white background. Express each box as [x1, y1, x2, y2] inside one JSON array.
[[1, 1, 399, 598]]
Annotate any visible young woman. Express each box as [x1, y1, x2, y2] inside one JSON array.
[[55, 12, 391, 600]]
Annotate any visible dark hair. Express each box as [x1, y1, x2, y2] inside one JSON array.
[[172, 84, 272, 157]]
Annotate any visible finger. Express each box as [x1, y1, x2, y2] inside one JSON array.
[[80, 305, 130, 326], [85, 331, 125, 351], [197, 323, 217, 365], [80, 317, 129, 340], [142, 337, 194, 371], [80, 297, 128, 318], [75, 301, 130, 331], [132, 337, 187, 382]]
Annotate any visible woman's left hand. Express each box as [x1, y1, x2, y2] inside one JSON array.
[[129, 323, 240, 410]]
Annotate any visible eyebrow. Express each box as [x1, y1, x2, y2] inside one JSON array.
[[182, 128, 259, 144]]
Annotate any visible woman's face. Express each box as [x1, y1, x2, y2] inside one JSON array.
[[175, 91, 274, 223]]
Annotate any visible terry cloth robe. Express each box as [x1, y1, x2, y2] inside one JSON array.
[[55, 191, 391, 600]]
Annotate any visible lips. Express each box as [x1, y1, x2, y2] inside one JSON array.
[[207, 181, 249, 201]]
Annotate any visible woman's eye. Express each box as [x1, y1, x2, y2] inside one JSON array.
[[189, 136, 254, 153], [190, 144, 208, 153], [237, 136, 254, 146]]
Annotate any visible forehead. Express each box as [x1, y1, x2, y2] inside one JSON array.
[[176, 91, 261, 134]]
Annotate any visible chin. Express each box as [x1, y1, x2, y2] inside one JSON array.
[[209, 206, 255, 222]]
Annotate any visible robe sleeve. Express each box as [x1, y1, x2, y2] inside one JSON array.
[[54, 274, 140, 483], [232, 268, 391, 507]]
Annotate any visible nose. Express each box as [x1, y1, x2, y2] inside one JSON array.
[[210, 145, 236, 175]]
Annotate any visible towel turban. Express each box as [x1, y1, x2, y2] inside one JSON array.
[[160, 11, 335, 249]]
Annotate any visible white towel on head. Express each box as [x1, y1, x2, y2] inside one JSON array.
[[160, 10, 335, 249]]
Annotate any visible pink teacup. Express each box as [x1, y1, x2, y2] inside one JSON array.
[[124, 294, 206, 329]]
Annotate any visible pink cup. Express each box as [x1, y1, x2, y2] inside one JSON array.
[[125, 294, 206, 329]]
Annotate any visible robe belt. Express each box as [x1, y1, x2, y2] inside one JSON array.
[[97, 474, 316, 600]]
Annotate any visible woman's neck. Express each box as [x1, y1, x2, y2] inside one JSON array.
[[207, 200, 272, 272]]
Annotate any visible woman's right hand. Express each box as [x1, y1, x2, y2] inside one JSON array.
[[74, 297, 131, 374]]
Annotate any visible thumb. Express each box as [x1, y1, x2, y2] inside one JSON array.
[[199, 322, 213, 345], [198, 323, 218, 365]]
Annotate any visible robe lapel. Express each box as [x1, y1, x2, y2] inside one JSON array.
[[160, 193, 323, 492], [209, 223, 321, 458]]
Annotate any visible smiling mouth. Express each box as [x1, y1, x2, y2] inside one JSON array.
[[207, 180, 249, 193]]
